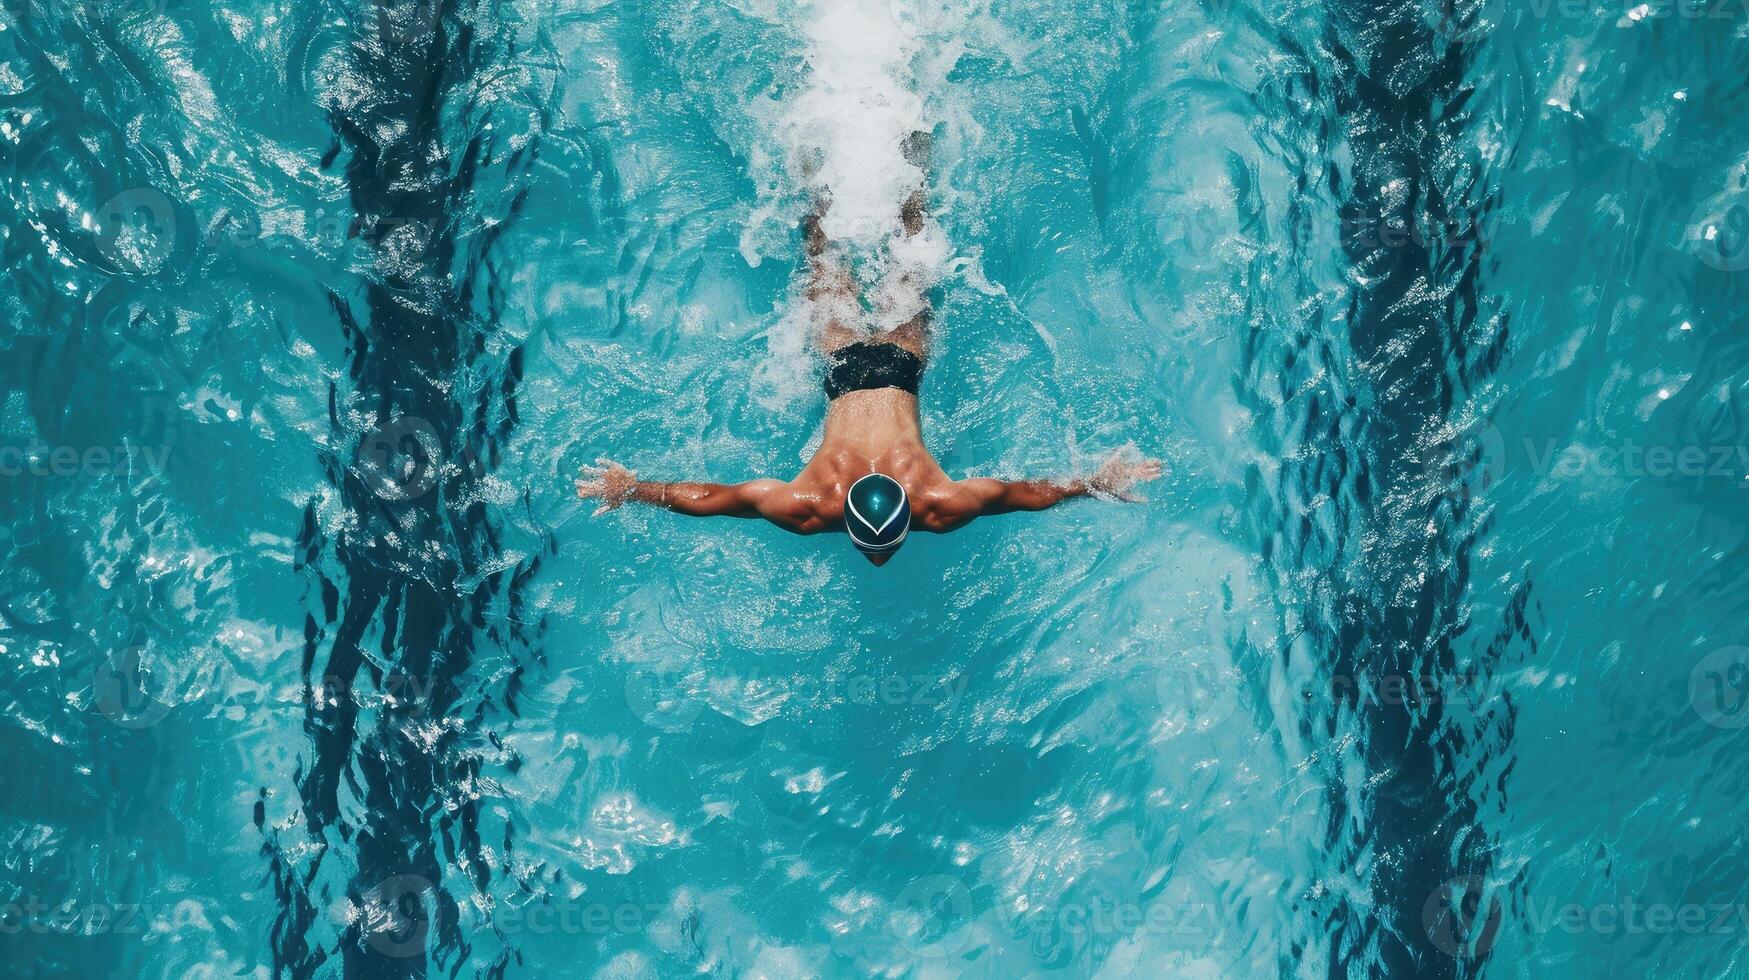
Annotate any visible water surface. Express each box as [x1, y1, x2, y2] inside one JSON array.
[[4, 0, 1749, 977]]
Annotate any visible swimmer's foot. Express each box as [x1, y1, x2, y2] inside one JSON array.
[[900, 130, 931, 236], [901, 129, 932, 169], [901, 191, 926, 237]]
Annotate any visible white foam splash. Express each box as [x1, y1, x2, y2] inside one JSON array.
[[794, 3, 925, 235], [744, 0, 961, 345]]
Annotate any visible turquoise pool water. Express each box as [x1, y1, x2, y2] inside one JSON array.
[[5, 0, 1749, 976]]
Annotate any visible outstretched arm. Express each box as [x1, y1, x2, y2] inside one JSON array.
[[576, 460, 822, 532], [956, 476, 1092, 515], [936, 452, 1163, 528]]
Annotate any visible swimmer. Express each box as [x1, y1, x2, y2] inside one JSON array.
[[577, 135, 1161, 565]]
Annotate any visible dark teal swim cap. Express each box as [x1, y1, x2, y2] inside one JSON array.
[[846, 473, 910, 555]]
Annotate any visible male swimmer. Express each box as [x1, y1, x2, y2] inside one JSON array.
[[577, 136, 1160, 566]]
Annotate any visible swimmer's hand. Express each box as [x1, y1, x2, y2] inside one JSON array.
[[1088, 452, 1163, 502], [576, 458, 638, 515]]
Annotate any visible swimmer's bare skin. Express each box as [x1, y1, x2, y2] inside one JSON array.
[[576, 138, 1161, 565]]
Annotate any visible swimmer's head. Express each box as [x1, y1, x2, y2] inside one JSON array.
[[845, 473, 910, 566]]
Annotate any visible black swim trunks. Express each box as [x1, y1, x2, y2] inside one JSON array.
[[824, 342, 923, 400]]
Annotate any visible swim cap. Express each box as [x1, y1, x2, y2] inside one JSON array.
[[846, 473, 910, 555]]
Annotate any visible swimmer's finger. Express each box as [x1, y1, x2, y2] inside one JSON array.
[[592, 503, 612, 517]]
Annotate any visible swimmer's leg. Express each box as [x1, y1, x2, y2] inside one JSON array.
[[886, 131, 933, 361], [803, 198, 861, 356]]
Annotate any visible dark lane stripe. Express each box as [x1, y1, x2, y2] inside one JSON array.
[[1239, 2, 1530, 975], [261, 2, 549, 977]]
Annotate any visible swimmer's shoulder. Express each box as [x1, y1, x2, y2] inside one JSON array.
[[909, 472, 981, 533], [773, 470, 844, 534]]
